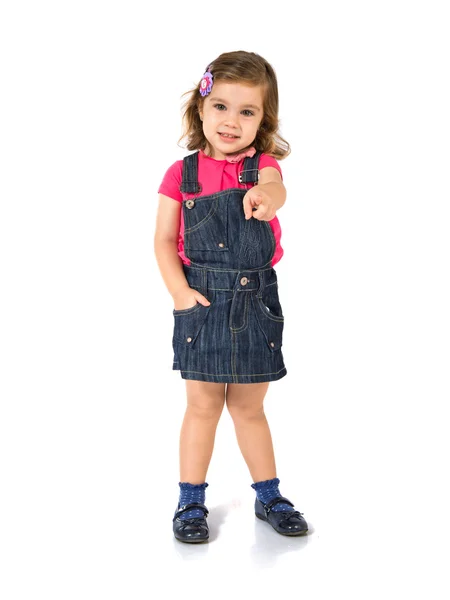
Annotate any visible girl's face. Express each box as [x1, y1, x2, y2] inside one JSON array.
[[199, 81, 264, 160]]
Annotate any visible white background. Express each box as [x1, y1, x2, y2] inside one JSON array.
[[1, 1, 449, 598]]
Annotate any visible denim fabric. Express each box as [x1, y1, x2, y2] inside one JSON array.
[[172, 152, 287, 384]]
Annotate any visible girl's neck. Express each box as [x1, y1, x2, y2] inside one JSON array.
[[202, 144, 254, 162], [202, 145, 256, 164]]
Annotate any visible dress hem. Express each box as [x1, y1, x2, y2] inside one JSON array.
[[173, 367, 287, 384]]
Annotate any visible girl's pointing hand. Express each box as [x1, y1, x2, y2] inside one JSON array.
[[242, 188, 276, 221]]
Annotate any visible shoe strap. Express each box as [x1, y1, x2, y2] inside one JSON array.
[[174, 502, 209, 520], [264, 496, 295, 513]]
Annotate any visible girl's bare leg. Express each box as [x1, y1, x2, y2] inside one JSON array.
[[225, 382, 308, 536], [179, 380, 226, 483], [225, 382, 276, 482]]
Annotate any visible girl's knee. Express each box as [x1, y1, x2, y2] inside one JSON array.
[[187, 400, 224, 421], [226, 399, 265, 422], [186, 381, 225, 420], [225, 382, 267, 421]]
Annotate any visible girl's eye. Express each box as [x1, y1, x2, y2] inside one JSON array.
[[212, 105, 254, 116]]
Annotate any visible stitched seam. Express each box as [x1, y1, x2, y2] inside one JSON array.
[[183, 188, 247, 201], [230, 293, 249, 332], [187, 278, 276, 293], [255, 296, 284, 322], [188, 265, 274, 273], [186, 263, 274, 273], [263, 220, 276, 262], [184, 197, 220, 234], [188, 284, 235, 291], [231, 330, 236, 382], [179, 368, 286, 376], [173, 304, 202, 316]]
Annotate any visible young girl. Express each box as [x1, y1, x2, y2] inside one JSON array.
[[154, 50, 308, 543]]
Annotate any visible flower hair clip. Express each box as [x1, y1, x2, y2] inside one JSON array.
[[199, 66, 213, 97]]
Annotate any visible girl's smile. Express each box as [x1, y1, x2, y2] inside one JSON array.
[[218, 132, 240, 142]]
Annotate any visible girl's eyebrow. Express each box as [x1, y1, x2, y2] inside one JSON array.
[[208, 97, 261, 112]]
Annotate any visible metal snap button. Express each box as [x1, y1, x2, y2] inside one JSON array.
[[270, 342, 275, 348], [186, 337, 192, 343], [218, 242, 225, 248], [240, 277, 248, 286], [186, 200, 195, 209]]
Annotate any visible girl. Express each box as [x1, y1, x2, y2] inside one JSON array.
[[154, 51, 308, 543]]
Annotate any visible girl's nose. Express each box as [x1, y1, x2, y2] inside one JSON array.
[[224, 112, 239, 127]]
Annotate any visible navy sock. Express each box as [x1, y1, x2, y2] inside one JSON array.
[[178, 482, 208, 520], [251, 477, 294, 512]]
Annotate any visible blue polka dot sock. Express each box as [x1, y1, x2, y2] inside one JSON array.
[[251, 477, 294, 512], [178, 482, 209, 520]]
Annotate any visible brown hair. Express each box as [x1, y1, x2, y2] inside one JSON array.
[[178, 51, 290, 160]]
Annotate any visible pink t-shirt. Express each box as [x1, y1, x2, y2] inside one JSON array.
[[158, 150, 284, 266]]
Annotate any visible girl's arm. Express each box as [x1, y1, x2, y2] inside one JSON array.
[[154, 194, 210, 309], [242, 167, 286, 221]]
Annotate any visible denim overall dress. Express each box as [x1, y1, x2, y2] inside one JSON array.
[[172, 151, 287, 384]]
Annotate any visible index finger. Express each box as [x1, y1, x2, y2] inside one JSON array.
[[243, 195, 253, 220], [251, 204, 268, 220]]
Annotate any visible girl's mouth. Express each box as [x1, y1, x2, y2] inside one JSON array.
[[219, 133, 240, 142]]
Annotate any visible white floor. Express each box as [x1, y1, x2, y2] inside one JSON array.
[[2, 369, 449, 599]]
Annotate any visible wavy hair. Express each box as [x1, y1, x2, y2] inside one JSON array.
[[178, 51, 290, 160]]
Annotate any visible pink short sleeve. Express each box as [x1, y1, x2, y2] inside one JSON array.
[[158, 161, 183, 202], [259, 154, 283, 178]]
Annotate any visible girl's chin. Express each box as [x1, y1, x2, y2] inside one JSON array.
[[205, 140, 250, 159]]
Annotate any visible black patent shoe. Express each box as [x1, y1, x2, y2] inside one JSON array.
[[255, 496, 308, 536], [173, 503, 209, 543]]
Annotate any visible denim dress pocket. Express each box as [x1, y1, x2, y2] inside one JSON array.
[[252, 285, 284, 351], [183, 196, 229, 254], [172, 303, 211, 348]]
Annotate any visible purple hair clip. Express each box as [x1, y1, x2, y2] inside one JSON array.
[[199, 66, 213, 97]]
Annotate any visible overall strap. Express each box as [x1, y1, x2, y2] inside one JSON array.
[[180, 151, 202, 194], [238, 151, 262, 184]]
